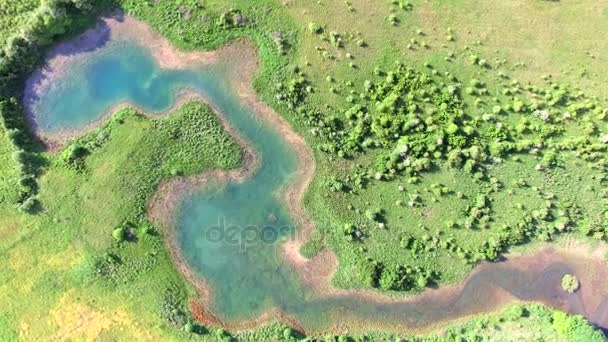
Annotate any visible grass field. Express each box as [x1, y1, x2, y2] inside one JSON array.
[[0, 102, 242, 340], [272, 0, 608, 292], [0, 0, 607, 340]]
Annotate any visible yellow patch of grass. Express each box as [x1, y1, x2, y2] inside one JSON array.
[[48, 290, 160, 341], [8, 245, 35, 273], [0, 214, 29, 246], [44, 245, 85, 271]]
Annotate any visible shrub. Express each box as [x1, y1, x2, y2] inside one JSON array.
[[329, 31, 344, 48], [283, 327, 293, 340], [12, 149, 36, 175], [379, 266, 399, 290], [561, 274, 579, 293], [183, 321, 194, 333], [61, 143, 89, 168], [216, 9, 248, 28], [552, 311, 604, 342], [356, 258, 382, 287], [112, 227, 126, 242], [365, 208, 383, 222], [504, 305, 526, 321], [343, 224, 363, 242], [90, 252, 123, 284], [18, 175, 37, 192], [308, 22, 323, 34], [17, 196, 39, 214], [161, 287, 189, 327]]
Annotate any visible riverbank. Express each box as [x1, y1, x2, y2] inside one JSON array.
[[23, 13, 608, 337]]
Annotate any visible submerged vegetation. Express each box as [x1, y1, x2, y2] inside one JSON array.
[[0, 0, 607, 340]]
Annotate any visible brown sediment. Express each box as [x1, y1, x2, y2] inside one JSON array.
[[25, 13, 608, 337]]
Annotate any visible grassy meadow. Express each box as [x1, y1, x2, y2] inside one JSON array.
[[0, 102, 242, 340], [0, 0, 607, 340]]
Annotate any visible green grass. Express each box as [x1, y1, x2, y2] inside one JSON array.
[[0, 101, 242, 340], [267, 0, 608, 293], [0, 125, 19, 205], [1, 0, 608, 339]]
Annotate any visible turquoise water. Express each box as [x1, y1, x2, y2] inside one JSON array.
[[29, 37, 608, 332]]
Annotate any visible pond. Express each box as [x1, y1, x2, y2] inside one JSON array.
[[26, 16, 608, 334]]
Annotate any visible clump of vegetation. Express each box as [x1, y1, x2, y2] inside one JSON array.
[[60, 142, 89, 169], [561, 274, 580, 293], [308, 21, 323, 34], [552, 310, 604, 341], [161, 287, 190, 328], [17, 194, 39, 214], [329, 31, 344, 48], [216, 8, 249, 28], [296, 30, 608, 293], [4, 0, 608, 339]]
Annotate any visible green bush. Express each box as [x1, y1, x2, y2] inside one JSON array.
[[308, 22, 322, 34], [160, 287, 189, 328], [60, 143, 89, 168], [561, 274, 579, 293], [112, 227, 126, 242], [17, 195, 38, 214], [365, 208, 383, 222], [552, 311, 604, 342]]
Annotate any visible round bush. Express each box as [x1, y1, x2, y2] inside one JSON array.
[[561, 274, 579, 293]]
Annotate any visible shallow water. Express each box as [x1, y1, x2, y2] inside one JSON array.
[[29, 36, 608, 333]]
